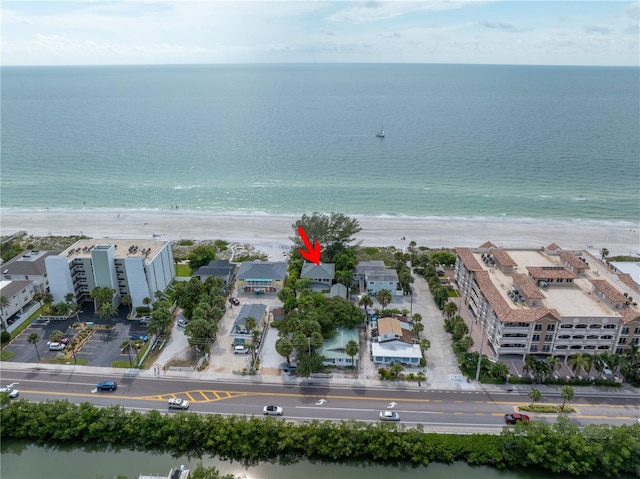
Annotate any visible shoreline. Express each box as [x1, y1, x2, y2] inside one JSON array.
[[2, 209, 639, 258]]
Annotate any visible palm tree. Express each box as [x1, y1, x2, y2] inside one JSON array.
[[358, 294, 373, 315], [142, 297, 152, 309], [33, 291, 46, 311], [419, 338, 431, 353], [376, 289, 393, 311], [121, 295, 132, 317], [345, 339, 359, 367], [529, 387, 542, 407], [523, 354, 539, 379], [600, 247, 609, 261], [443, 301, 458, 319], [98, 302, 118, 328], [546, 356, 562, 378], [42, 292, 54, 313], [275, 338, 294, 364], [389, 363, 404, 379], [335, 270, 354, 298], [0, 295, 11, 331], [411, 321, 424, 337], [64, 293, 75, 303], [590, 353, 606, 378], [412, 313, 422, 323], [568, 353, 591, 378], [28, 332, 41, 361], [489, 361, 510, 382], [560, 385, 574, 411]]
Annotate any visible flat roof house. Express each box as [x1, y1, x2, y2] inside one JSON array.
[[454, 242, 640, 361], [45, 239, 175, 309]]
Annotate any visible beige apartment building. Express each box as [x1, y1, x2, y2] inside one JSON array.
[[454, 242, 640, 361]]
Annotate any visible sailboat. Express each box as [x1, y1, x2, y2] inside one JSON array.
[[376, 126, 385, 138]]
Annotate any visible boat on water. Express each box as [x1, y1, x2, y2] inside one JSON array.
[[376, 126, 385, 138]]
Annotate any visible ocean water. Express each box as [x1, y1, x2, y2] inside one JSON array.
[[1, 63, 638, 222]]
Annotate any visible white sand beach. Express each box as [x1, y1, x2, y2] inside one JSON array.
[[2, 210, 639, 258]]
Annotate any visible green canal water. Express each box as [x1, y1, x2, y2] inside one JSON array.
[[0, 440, 619, 479]]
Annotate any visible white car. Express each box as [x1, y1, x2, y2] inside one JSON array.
[[177, 318, 189, 328], [379, 411, 400, 422], [263, 405, 283, 416], [49, 342, 66, 351], [0, 387, 19, 398], [168, 398, 190, 410], [233, 345, 250, 354]]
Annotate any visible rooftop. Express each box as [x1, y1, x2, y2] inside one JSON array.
[[60, 238, 169, 263]]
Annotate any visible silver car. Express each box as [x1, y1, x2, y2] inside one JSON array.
[[263, 405, 283, 416], [0, 387, 19, 398], [379, 411, 400, 422], [168, 398, 190, 410]]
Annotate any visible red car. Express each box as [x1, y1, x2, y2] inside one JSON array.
[[229, 297, 240, 306], [504, 413, 530, 424]]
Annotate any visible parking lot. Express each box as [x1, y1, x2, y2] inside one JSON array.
[[4, 305, 150, 367]]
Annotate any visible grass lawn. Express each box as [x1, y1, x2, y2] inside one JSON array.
[[175, 263, 191, 277]]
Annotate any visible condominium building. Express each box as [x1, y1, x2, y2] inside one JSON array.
[[45, 239, 175, 308], [454, 242, 640, 360]]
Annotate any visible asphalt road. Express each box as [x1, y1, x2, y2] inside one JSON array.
[[3, 368, 638, 433]]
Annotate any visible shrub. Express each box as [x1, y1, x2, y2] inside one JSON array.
[[0, 332, 10, 344], [518, 404, 576, 413], [508, 376, 534, 384]]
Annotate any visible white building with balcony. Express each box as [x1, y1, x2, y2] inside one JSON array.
[[454, 242, 640, 360], [45, 239, 175, 309]]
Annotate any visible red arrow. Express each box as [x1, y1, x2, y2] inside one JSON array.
[[297, 226, 321, 265]]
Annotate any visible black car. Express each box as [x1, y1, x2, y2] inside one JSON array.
[[96, 381, 117, 391]]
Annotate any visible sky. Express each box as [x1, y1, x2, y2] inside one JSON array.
[[1, 1, 638, 66]]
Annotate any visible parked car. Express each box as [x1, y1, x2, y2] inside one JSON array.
[[229, 297, 240, 306], [177, 318, 189, 328], [263, 405, 283, 416], [233, 345, 250, 354], [48, 342, 66, 351], [96, 381, 117, 391], [130, 335, 149, 342], [504, 413, 530, 425], [59, 336, 71, 345], [0, 387, 19, 398], [139, 316, 151, 325], [379, 411, 400, 422], [280, 362, 297, 373], [168, 398, 190, 410]]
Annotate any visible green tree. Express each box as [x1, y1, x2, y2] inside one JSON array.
[[600, 247, 609, 260], [42, 292, 54, 313], [358, 294, 374, 314], [345, 339, 359, 367], [50, 330, 64, 342], [275, 337, 294, 364], [411, 321, 424, 336], [28, 332, 40, 361], [98, 302, 118, 328], [529, 387, 542, 407], [121, 294, 133, 316], [561, 385, 575, 411], [390, 363, 404, 379], [148, 307, 172, 336], [375, 289, 393, 311], [296, 352, 325, 377], [546, 356, 561, 378], [187, 245, 217, 272], [568, 353, 591, 378], [489, 361, 510, 381], [443, 301, 458, 319], [335, 269, 354, 297], [34, 291, 46, 311], [291, 212, 362, 263], [184, 317, 217, 347]]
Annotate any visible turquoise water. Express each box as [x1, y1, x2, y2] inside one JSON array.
[[1, 64, 638, 221]]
